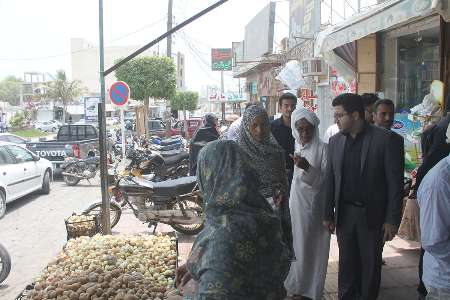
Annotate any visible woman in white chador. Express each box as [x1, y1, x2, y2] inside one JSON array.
[[284, 108, 331, 300]]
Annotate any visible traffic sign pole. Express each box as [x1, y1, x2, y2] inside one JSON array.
[[98, 0, 111, 235], [109, 81, 130, 161], [121, 107, 126, 159]]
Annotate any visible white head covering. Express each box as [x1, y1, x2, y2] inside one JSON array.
[[291, 108, 321, 151]]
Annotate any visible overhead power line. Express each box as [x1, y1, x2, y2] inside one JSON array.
[[0, 17, 167, 62]]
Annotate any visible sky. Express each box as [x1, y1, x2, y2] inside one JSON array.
[[0, 0, 290, 94]]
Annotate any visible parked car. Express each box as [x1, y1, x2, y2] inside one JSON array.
[[49, 120, 64, 127], [172, 118, 203, 137], [0, 133, 28, 148], [26, 125, 109, 171], [35, 121, 58, 132], [0, 142, 52, 218], [148, 119, 167, 137]]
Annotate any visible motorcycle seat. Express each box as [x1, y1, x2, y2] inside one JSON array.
[[160, 149, 182, 157], [84, 157, 100, 164], [159, 139, 181, 146], [164, 152, 189, 165], [132, 176, 197, 197], [154, 143, 180, 151], [153, 176, 197, 197]]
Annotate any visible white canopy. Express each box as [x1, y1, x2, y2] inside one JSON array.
[[315, 0, 450, 56]]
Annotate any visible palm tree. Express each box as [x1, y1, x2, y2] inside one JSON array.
[[47, 70, 84, 123]]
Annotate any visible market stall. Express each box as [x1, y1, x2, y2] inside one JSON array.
[[17, 233, 178, 300]]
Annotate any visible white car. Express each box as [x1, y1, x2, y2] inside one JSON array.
[[0, 133, 28, 148], [35, 121, 58, 132], [48, 120, 63, 127], [0, 142, 52, 218]]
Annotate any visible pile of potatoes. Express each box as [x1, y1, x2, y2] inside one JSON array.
[[27, 234, 177, 300]]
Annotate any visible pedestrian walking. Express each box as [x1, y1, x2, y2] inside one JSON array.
[[176, 140, 290, 300], [373, 99, 405, 264], [284, 108, 330, 300], [227, 102, 257, 141], [271, 92, 297, 186], [361, 93, 379, 124], [414, 96, 450, 298], [189, 113, 220, 176], [323, 93, 404, 300], [417, 151, 450, 300], [237, 104, 293, 259]]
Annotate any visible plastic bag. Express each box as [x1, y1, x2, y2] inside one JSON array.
[[276, 60, 306, 90]]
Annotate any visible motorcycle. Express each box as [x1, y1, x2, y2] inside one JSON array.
[[61, 151, 100, 186], [126, 148, 189, 182], [0, 242, 11, 284], [82, 175, 204, 235], [150, 135, 184, 146]]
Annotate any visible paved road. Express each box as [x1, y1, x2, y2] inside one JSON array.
[[0, 177, 101, 299]]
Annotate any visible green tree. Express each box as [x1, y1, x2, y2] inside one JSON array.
[[171, 90, 199, 138], [115, 56, 177, 103], [171, 90, 199, 111], [115, 56, 176, 135], [46, 70, 84, 123], [9, 111, 26, 129], [0, 76, 23, 106]]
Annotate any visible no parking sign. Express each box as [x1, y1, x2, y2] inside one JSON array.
[[109, 81, 130, 106]]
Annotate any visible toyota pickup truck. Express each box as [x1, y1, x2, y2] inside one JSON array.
[[26, 125, 103, 171]]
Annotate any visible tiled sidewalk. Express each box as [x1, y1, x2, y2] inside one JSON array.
[[323, 236, 421, 299], [114, 213, 422, 300]]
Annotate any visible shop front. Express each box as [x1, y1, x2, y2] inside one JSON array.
[[379, 16, 443, 111], [314, 0, 449, 168], [257, 68, 283, 116], [315, 0, 449, 103]]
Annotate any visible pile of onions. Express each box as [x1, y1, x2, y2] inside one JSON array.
[[28, 234, 177, 300]]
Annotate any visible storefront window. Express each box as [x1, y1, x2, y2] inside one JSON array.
[[379, 22, 440, 111]]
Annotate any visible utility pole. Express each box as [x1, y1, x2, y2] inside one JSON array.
[[166, 0, 174, 137], [167, 0, 173, 58], [98, 0, 111, 234], [221, 70, 225, 121]]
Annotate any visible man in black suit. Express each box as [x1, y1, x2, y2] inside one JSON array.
[[323, 93, 404, 300]]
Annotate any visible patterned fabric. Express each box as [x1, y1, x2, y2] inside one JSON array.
[[187, 140, 291, 300], [237, 105, 293, 259], [237, 105, 288, 198]]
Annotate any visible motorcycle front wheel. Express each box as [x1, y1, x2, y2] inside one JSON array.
[[82, 202, 122, 233], [169, 198, 204, 235], [63, 165, 81, 186], [0, 242, 11, 284]]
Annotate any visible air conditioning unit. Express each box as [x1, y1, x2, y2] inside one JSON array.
[[301, 58, 326, 76]]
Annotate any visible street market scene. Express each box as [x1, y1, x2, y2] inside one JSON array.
[[0, 0, 449, 299]]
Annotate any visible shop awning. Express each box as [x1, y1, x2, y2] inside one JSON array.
[[315, 0, 450, 55]]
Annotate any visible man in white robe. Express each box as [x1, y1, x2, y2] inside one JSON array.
[[285, 108, 331, 300]]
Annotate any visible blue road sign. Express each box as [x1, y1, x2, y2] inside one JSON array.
[[109, 81, 130, 106]]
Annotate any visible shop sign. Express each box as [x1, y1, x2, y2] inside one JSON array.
[[258, 70, 280, 96], [298, 88, 318, 112], [289, 0, 321, 43], [84, 97, 100, 122], [211, 48, 232, 71], [331, 77, 357, 96], [260, 96, 268, 110]]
